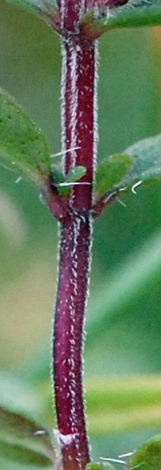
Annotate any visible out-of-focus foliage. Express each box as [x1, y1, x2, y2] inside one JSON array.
[[0, 406, 55, 467], [1, 0, 161, 468]]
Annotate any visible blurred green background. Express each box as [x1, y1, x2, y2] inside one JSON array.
[[1, 0, 161, 467]]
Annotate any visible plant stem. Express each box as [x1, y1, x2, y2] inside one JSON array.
[[53, 1, 98, 469], [54, 218, 92, 470]]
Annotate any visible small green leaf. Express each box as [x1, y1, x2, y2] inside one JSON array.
[[121, 134, 161, 188], [128, 435, 161, 470], [0, 88, 51, 183], [65, 166, 87, 183], [56, 165, 87, 197], [95, 154, 132, 196], [96, 135, 161, 197], [0, 406, 56, 466]]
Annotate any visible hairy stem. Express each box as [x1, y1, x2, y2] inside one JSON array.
[[53, 2, 98, 469], [61, 37, 97, 210], [54, 217, 92, 470]]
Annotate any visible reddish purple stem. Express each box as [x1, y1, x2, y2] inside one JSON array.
[[63, 37, 95, 211], [49, 0, 129, 467], [54, 218, 92, 470], [52, 2, 97, 469]]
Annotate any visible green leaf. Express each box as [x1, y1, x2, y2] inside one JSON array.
[[95, 154, 131, 196], [65, 166, 87, 183], [0, 88, 51, 183], [0, 406, 56, 466], [96, 134, 161, 196], [84, 0, 161, 34], [121, 134, 161, 188], [128, 435, 161, 470]]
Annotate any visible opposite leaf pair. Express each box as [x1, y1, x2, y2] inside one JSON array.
[[1, 88, 161, 214], [6, 0, 161, 32]]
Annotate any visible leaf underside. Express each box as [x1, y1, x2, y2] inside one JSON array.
[[122, 134, 161, 188], [0, 88, 51, 182]]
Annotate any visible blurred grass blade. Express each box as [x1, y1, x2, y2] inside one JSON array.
[[87, 229, 161, 339], [84, 0, 161, 34], [85, 377, 161, 437], [0, 88, 51, 183], [0, 406, 56, 465]]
